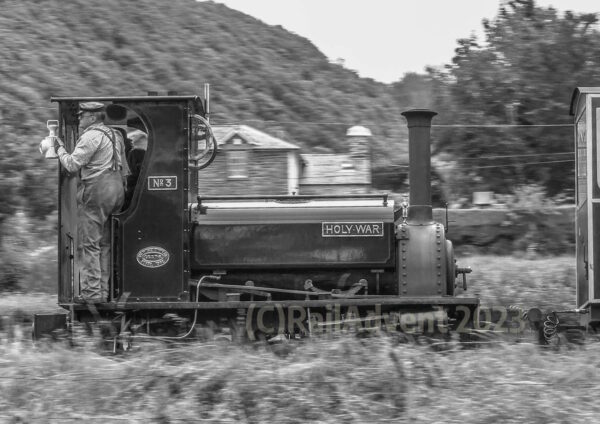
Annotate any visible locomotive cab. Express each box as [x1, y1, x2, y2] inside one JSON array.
[[51, 94, 209, 304]]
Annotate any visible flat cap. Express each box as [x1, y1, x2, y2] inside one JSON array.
[[77, 102, 105, 115]]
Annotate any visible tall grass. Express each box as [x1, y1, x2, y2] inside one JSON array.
[[459, 254, 575, 311], [2, 335, 600, 423], [0, 246, 586, 423]]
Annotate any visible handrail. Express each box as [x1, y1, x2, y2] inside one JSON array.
[[197, 193, 389, 207]]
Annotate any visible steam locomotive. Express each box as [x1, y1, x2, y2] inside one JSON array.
[[34, 91, 478, 342]]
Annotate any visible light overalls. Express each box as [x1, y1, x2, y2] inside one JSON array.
[[57, 122, 125, 301]]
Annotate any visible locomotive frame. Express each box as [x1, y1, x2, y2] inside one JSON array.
[[34, 92, 479, 342]]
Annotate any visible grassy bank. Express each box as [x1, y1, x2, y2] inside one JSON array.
[[0, 255, 584, 422], [2, 336, 600, 423], [459, 254, 576, 311]]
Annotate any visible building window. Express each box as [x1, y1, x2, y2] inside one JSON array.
[[227, 150, 249, 179]]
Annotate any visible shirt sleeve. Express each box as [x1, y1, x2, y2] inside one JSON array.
[[57, 131, 101, 173]]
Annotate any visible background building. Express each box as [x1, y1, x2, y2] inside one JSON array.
[[299, 125, 372, 195], [198, 125, 301, 196], [198, 124, 373, 196]]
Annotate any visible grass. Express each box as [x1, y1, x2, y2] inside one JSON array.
[[458, 254, 576, 311], [0, 293, 61, 317], [0, 254, 588, 423], [2, 335, 600, 423]]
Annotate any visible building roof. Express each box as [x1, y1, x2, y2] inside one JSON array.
[[300, 154, 371, 185], [212, 125, 300, 150]]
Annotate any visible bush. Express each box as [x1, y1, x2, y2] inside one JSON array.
[[0, 253, 23, 292], [0, 211, 57, 293]]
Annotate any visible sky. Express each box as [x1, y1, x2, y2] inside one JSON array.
[[209, 0, 599, 83]]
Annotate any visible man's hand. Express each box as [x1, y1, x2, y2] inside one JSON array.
[[54, 137, 65, 152]]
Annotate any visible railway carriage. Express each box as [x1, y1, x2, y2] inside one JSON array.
[[570, 87, 600, 330]]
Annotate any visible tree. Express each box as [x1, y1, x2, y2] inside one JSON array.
[[430, 0, 600, 201]]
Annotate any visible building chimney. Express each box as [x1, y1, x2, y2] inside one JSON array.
[[401, 109, 437, 223], [346, 125, 372, 158]]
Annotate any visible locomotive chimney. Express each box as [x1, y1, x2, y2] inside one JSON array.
[[401, 109, 437, 223]]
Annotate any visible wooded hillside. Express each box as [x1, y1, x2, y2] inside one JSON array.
[[1, 0, 600, 224], [0, 0, 413, 222], [2, 0, 600, 292]]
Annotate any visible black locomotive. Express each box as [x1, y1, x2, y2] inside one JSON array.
[[34, 92, 478, 341]]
